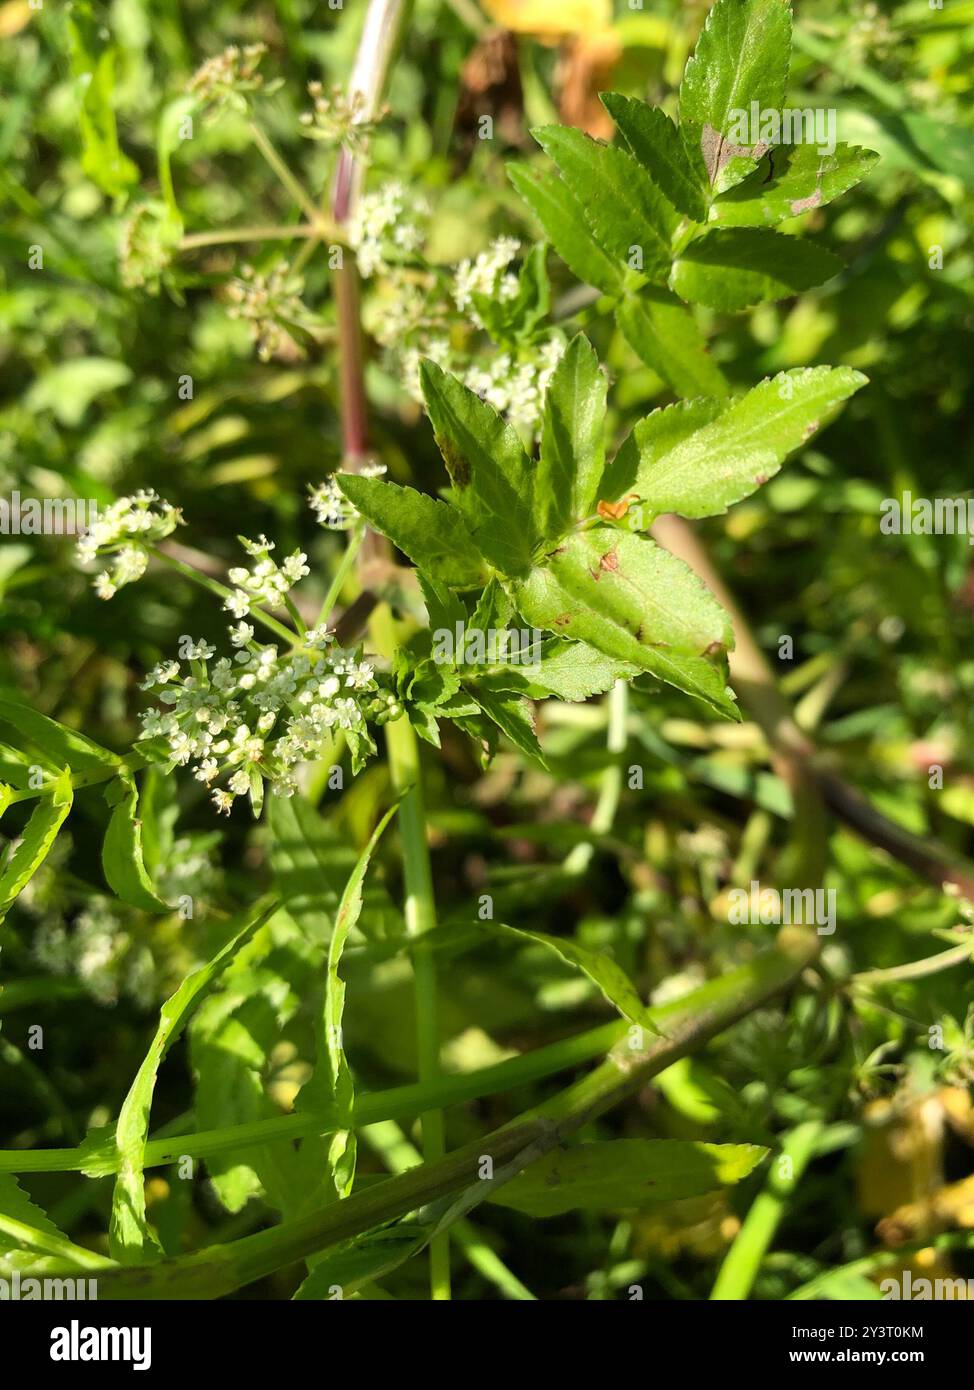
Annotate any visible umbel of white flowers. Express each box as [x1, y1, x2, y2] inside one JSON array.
[[138, 623, 395, 816], [75, 490, 181, 598], [74, 489, 399, 815]]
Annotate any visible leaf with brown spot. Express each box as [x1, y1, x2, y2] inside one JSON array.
[[711, 143, 879, 228], [510, 527, 739, 717]]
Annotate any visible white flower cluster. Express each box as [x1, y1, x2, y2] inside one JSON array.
[[35, 904, 157, 1008], [308, 462, 387, 531], [463, 338, 566, 434], [223, 534, 309, 619], [397, 334, 566, 436], [348, 181, 429, 279], [139, 623, 399, 815], [349, 187, 566, 437], [75, 489, 181, 599], [453, 237, 521, 325]]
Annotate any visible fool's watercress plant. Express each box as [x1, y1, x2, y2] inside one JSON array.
[[1, 0, 896, 1302]]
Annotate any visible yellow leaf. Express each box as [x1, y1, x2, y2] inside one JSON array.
[[0, 1, 32, 39], [481, 0, 612, 39]]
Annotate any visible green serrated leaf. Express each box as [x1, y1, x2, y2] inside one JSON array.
[[712, 142, 880, 226], [507, 163, 625, 296], [537, 334, 606, 540], [480, 638, 638, 703], [601, 93, 707, 222], [489, 1139, 768, 1216], [469, 577, 514, 637], [533, 126, 678, 283], [671, 228, 843, 310], [0, 1173, 112, 1273], [631, 366, 868, 518], [0, 695, 120, 773], [493, 923, 659, 1031], [419, 360, 538, 577], [511, 530, 738, 717], [417, 570, 466, 633], [101, 774, 171, 913], [679, 0, 792, 193], [109, 899, 277, 1263], [313, 804, 398, 1199], [0, 769, 73, 924], [602, 399, 728, 505], [336, 474, 484, 589], [473, 689, 547, 767], [520, 527, 732, 655], [617, 292, 730, 400]]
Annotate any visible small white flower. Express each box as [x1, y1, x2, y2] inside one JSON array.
[[282, 550, 309, 583], [453, 237, 521, 319], [225, 589, 252, 619], [241, 534, 275, 557], [185, 639, 216, 661], [309, 478, 350, 530], [228, 769, 251, 795]]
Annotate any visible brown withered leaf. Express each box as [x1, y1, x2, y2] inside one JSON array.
[[556, 31, 623, 140], [453, 30, 526, 166]]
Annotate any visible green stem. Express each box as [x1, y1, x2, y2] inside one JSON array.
[[362, 1121, 534, 1299], [710, 1119, 824, 1300], [851, 941, 974, 988], [370, 600, 450, 1299], [564, 678, 628, 876], [0, 1017, 625, 1175], [6, 751, 146, 806], [63, 928, 818, 1298], [179, 223, 330, 252], [283, 594, 307, 637], [247, 121, 325, 226], [788, 1231, 974, 1300], [150, 548, 298, 648], [315, 522, 365, 629]]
